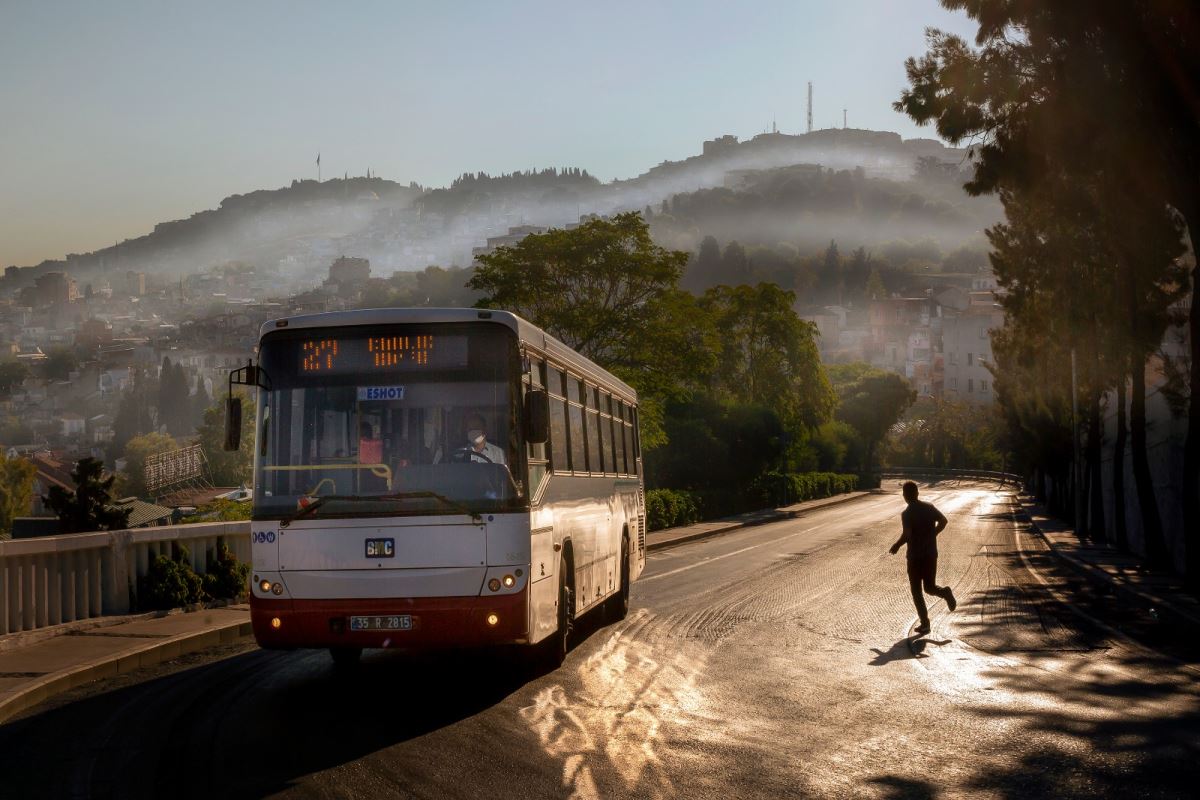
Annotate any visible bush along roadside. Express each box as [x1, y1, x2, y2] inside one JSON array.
[[136, 541, 251, 611], [646, 471, 860, 531]]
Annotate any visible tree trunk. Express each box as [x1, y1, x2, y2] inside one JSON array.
[[1181, 233, 1200, 585], [1113, 375, 1128, 551], [1171, 167, 1200, 587], [1087, 388, 1104, 541], [1130, 351, 1167, 565]]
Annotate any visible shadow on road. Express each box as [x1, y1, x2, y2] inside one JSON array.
[[866, 774, 940, 799], [0, 610, 623, 799], [869, 636, 949, 665], [945, 515, 1200, 798]]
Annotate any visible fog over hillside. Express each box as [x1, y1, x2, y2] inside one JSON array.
[[3, 127, 999, 295]]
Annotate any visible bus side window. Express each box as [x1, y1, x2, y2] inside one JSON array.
[[567, 376, 586, 472], [628, 407, 638, 470], [630, 406, 641, 470], [525, 357, 548, 493], [585, 384, 601, 473], [600, 391, 614, 475], [548, 366, 569, 474], [614, 401, 628, 475]]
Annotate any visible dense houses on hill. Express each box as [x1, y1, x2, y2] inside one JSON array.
[[798, 271, 1004, 406]]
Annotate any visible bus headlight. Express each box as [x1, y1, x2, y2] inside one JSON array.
[[259, 579, 272, 593], [271, 617, 282, 629], [487, 578, 501, 592], [486, 613, 499, 626], [502, 574, 515, 588], [271, 582, 284, 595]]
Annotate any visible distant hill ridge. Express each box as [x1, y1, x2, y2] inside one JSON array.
[[4, 127, 971, 287]]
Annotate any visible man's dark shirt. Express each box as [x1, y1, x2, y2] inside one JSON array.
[[901, 500, 946, 561]]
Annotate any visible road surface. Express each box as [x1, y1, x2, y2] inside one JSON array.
[[2, 481, 1197, 798]]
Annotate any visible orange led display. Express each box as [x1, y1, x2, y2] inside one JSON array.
[[368, 335, 434, 368], [301, 339, 339, 371]]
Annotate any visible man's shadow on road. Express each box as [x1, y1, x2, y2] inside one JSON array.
[[868, 635, 951, 665]]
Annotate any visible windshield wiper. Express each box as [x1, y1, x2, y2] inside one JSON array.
[[278, 492, 482, 527], [374, 491, 483, 522]]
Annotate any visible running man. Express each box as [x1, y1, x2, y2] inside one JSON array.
[[889, 481, 956, 634]]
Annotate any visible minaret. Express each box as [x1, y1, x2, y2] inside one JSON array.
[[843, 108, 847, 129]]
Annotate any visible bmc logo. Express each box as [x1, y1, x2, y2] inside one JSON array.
[[365, 538, 395, 558], [252, 531, 277, 544]]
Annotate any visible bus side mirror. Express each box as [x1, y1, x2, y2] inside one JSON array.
[[224, 396, 242, 451], [525, 389, 549, 444]]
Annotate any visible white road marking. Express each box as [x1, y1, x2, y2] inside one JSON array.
[[639, 524, 828, 584]]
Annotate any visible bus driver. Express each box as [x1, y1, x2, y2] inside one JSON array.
[[460, 412, 506, 465]]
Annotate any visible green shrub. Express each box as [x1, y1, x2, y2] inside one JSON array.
[[136, 541, 250, 610], [202, 541, 250, 601], [646, 488, 701, 531], [748, 471, 859, 508], [137, 546, 205, 610]]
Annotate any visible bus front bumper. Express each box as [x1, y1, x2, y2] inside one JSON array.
[[251, 592, 528, 649]]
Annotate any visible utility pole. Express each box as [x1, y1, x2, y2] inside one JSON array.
[[1071, 348, 1083, 535]]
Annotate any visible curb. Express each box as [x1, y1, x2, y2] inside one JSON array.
[[0, 618, 252, 726], [1013, 501, 1200, 632], [645, 490, 875, 552]]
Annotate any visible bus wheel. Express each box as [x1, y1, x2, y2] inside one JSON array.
[[608, 537, 630, 622], [537, 564, 574, 670], [329, 646, 362, 667]]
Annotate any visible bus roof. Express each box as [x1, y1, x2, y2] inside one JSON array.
[[258, 307, 637, 403]]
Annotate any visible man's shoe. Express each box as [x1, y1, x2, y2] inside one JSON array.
[[945, 588, 957, 612], [914, 621, 931, 635]]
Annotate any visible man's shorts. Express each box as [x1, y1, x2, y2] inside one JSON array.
[[906, 555, 938, 583]]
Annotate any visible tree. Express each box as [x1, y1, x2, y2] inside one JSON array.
[[721, 241, 749, 284], [0, 362, 29, 394], [698, 283, 835, 434], [42, 347, 79, 381], [118, 432, 177, 498], [835, 369, 916, 473], [897, 0, 1200, 577], [44, 457, 131, 533], [197, 392, 254, 486], [0, 454, 36, 538], [686, 235, 722, 291], [112, 371, 154, 458], [865, 267, 887, 302], [469, 212, 714, 448]]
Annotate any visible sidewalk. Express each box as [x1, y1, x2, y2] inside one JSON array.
[[0, 489, 872, 725], [1015, 493, 1200, 631], [0, 605, 251, 725], [645, 490, 873, 550]]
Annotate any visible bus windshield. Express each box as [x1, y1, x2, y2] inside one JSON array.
[[252, 323, 524, 519]]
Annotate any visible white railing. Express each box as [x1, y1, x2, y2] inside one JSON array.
[[0, 521, 250, 636]]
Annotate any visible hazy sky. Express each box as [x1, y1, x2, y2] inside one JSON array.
[[0, 0, 977, 268]]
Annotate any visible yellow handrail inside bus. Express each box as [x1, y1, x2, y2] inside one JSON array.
[[262, 463, 393, 490]]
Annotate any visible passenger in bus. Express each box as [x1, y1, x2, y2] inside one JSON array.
[[459, 412, 506, 465], [359, 421, 383, 465]]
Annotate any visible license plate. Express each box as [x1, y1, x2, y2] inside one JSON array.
[[349, 615, 413, 631]]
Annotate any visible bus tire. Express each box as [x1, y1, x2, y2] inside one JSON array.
[[329, 646, 362, 667], [607, 535, 631, 621], [537, 561, 574, 670]]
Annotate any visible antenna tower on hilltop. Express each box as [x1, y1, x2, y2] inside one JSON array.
[[806, 82, 813, 133], [843, 108, 847, 129]]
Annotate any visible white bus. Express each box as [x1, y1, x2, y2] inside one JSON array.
[[227, 308, 646, 666]]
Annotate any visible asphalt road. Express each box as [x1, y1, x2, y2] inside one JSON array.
[[3, 481, 1198, 799]]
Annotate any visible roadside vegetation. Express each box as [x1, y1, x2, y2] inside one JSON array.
[[897, 1, 1200, 581]]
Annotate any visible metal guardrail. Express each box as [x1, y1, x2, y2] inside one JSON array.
[[878, 467, 1025, 487], [0, 521, 250, 636]]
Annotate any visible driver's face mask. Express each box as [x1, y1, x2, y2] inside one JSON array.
[[468, 429, 485, 447]]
